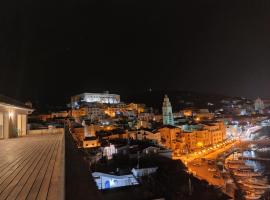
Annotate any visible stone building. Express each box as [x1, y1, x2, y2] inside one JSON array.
[[158, 121, 226, 155]]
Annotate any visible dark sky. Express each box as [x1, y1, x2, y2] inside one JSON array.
[[1, 0, 270, 105]]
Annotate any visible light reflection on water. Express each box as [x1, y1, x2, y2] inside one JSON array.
[[246, 127, 270, 179], [243, 150, 264, 172]]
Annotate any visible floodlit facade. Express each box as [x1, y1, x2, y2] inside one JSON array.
[[254, 97, 264, 114], [102, 144, 117, 160], [81, 137, 100, 148], [0, 97, 33, 139], [71, 91, 120, 108], [162, 95, 174, 125], [92, 172, 139, 190], [131, 167, 158, 177], [159, 121, 226, 154], [128, 129, 161, 144]]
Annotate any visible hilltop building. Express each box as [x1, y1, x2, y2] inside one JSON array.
[[71, 91, 120, 108]]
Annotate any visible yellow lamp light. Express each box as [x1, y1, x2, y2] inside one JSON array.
[[9, 111, 14, 118], [197, 142, 203, 147]]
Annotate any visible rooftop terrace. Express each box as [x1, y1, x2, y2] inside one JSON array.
[[0, 129, 103, 200], [0, 133, 64, 200]]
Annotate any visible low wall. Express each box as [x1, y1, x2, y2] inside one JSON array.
[[28, 128, 64, 135]]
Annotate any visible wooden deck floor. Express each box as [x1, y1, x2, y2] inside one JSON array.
[[0, 133, 64, 200]]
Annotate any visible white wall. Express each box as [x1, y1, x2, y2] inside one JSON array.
[[92, 172, 139, 190]]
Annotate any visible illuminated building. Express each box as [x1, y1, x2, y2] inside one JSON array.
[[128, 129, 161, 144], [0, 96, 33, 139], [51, 111, 69, 118], [181, 108, 214, 120], [194, 109, 214, 120], [126, 103, 145, 113], [81, 137, 100, 148], [92, 172, 139, 190], [72, 124, 101, 148], [254, 97, 264, 114], [182, 109, 193, 117], [102, 143, 117, 160], [71, 91, 120, 108], [71, 104, 106, 121], [159, 126, 182, 150], [162, 95, 174, 125], [104, 107, 116, 117], [131, 167, 158, 177], [158, 121, 226, 154], [38, 114, 52, 121], [71, 107, 88, 118]]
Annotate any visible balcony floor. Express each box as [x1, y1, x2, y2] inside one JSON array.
[[0, 133, 64, 200]]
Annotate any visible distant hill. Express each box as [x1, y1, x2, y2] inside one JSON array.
[[121, 90, 232, 112]]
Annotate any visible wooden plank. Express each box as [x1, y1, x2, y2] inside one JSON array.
[[0, 139, 37, 168], [19, 139, 57, 199], [47, 134, 65, 200], [0, 142, 40, 175], [24, 139, 59, 200], [0, 133, 64, 200], [0, 140, 49, 195], [36, 135, 62, 200], [5, 140, 57, 200], [0, 142, 44, 188]]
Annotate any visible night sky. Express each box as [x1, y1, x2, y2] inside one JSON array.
[[1, 0, 270, 105]]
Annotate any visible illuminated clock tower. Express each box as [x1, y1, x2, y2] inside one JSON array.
[[162, 95, 174, 125]]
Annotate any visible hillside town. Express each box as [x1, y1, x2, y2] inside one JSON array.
[[1, 91, 270, 199], [10, 91, 266, 199]]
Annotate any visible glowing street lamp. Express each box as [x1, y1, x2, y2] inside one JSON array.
[[197, 142, 203, 148], [9, 111, 14, 118]]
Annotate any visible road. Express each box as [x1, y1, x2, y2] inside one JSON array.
[[178, 140, 239, 188], [188, 142, 237, 187]]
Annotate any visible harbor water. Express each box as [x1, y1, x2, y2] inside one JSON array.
[[244, 126, 270, 181]]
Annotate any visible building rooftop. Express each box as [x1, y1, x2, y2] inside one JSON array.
[[0, 94, 33, 110], [84, 136, 98, 141]]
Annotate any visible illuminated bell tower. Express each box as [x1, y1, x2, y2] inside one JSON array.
[[162, 95, 174, 125]]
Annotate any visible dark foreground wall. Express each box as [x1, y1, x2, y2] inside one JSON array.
[[65, 128, 102, 200]]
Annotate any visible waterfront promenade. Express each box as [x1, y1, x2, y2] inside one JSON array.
[[178, 140, 239, 198]]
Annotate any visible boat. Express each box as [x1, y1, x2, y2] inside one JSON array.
[[227, 164, 253, 170], [245, 193, 261, 200], [246, 178, 269, 185], [247, 189, 265, 195], [227, 159, 245, 165], [234, 171, 262, 177], [243, 183, 270, 189], [238, 177, 268, 186], [261, 120, 270, 127], [256, 147, 270, 152]]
